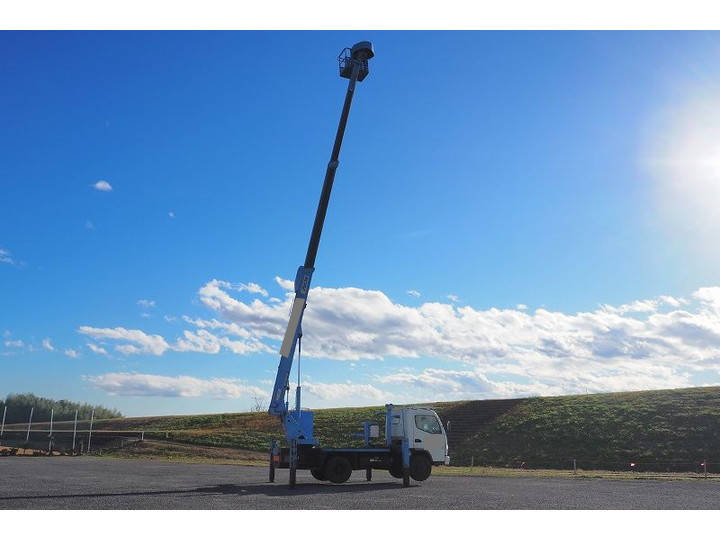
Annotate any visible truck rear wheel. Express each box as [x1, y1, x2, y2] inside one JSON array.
[[410, 454, 432, 481], [324, 456, 352, 484], [310, 468, 326, 481], [389, 460, 403, 479]]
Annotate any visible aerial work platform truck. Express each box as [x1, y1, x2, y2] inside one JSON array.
[[266, 41, 450, 488]]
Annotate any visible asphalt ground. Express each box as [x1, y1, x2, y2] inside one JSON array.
[[1, 457, 719, 509]]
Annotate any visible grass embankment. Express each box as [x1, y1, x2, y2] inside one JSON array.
[[441, 386, 720, 470], [12, 386, 720, 472]]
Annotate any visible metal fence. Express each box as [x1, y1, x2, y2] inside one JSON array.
[[0, 405, 143, 456]]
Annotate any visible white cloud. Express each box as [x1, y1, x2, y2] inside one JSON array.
[[182, 316, 251, 338], [601, 299, 659, 315], [168, 211, 175, 218], [79, 275, 720, 400], [78, 326, 170, 356], [379, 368, 495, 394], [93, 180, 112, 192], [87, 343, 108, 355], [115, 344, 141, 355], [693, 287, 720, 312], [140, 312, 151, 318], [174, 328, 270, 355], [226, 281, 269, 297], [274, 276, 294, 291], [242, 282, 269, 297], [137, 299, 156, 308], [65, 348, 79, 358], [84, 372, 267, 399], [194, 278, 720, 395], [447, 294, 460, 303], [42, 338, 55, 351], [0, 248, 15, 265], [197, 279, 288, 340], [407, 290, 421, 298], [659, 295, 685, 308], [377, 368, 559, 401], [173, 329, 222, 354], [4, 339, 24, 348], [78, 322, 270, 357], [516, 304, 528, 311], [301, 381, 390, 405]]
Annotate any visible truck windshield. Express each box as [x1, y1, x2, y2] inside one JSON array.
[[414, 414, 442, 434]]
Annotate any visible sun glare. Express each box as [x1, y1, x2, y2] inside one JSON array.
[[645, 93, 720, 247]]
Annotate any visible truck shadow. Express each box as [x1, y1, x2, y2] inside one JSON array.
[[196, 481, 414, 496], [0, 481, 415, 502]]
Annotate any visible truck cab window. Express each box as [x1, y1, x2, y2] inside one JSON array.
[[414, 414, 442, 434]]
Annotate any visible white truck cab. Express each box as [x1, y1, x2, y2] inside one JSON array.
[[389, 406, 450, 466]]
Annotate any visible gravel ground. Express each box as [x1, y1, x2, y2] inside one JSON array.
[[1, 457, 719, 510]]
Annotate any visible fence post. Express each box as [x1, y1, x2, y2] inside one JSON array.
[[141, 431, 144, 441], [48, 408, 54, 454], [573, 458, 577, 474], [0, 405, 6, 439], [704, 459, 708, 479], [26, 407, 34, 441], [87, 408, 95, 454], [470, 456, 474, 468], [72, 410, 78, 453]]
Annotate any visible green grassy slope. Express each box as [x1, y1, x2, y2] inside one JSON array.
[[14, 386, 720, 470], [437, 386, 720, 469]]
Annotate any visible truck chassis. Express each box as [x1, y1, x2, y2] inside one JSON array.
[[269, 440, 438, 487]]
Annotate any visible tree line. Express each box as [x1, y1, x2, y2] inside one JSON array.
[[0, 393, 123, 424]]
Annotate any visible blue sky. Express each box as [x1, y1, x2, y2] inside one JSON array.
[[3, 31, 720, 416]]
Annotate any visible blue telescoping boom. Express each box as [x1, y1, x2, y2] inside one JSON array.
[[267, 42, 375, 483]]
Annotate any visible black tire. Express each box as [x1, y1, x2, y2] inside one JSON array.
[[410, 454, 432, 481], [389, 460, 403, 479], [324, 456, 353, 484], [310, 468, 326, 481]]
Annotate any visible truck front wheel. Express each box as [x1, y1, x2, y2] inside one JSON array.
[[410, 454, 432, 481], [324, 456, 352, 484]]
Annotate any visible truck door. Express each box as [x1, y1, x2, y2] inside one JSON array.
[[411, 413, 446, 463]]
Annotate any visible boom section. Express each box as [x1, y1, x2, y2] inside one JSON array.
[[267, 45, 372, 444]]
